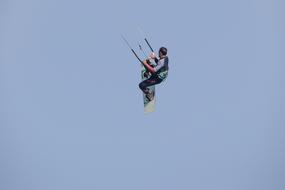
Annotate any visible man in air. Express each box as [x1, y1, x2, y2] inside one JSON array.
[[139, 47, 169, 101]]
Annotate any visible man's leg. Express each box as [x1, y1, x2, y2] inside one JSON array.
[[139, 76, 162, 100]]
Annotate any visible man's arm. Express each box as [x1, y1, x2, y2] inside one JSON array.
[[141, 52, 159, 73], [142, 59, 155, 73]]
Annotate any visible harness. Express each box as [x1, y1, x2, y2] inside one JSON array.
[[155, 56, 169, 80]]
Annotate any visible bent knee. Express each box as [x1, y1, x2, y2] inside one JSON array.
[[139, 82, 144, 90]]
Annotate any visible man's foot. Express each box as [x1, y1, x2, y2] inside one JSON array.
[[146, 90, 154, 101]]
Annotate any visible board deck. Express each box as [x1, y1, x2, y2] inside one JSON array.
[[141, 65, 155, 113]]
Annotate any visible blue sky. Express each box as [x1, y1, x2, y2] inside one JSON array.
[[1, 0, 285, 190]]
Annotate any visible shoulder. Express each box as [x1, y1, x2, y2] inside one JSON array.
[[160, 56, 168, 64], [164, 56, 169, 63]]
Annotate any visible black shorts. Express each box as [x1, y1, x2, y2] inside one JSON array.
[[139, 75, 163, 93]]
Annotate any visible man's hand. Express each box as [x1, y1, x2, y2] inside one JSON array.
[[149, 52, 156, 59]]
